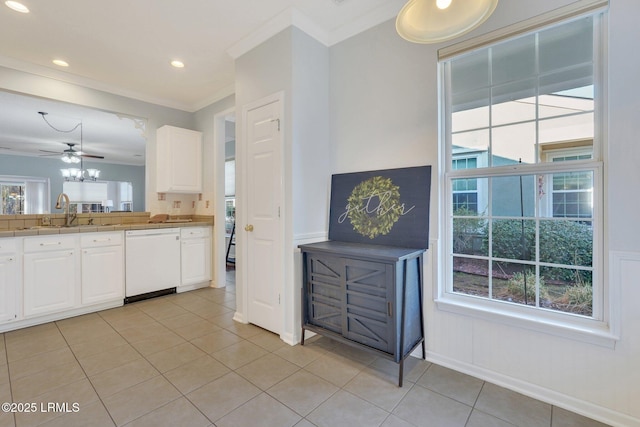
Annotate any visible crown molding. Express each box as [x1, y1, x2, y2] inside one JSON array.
[[190, 84, 236, 112], [227, 8, 329, 59], [0, 54, 197, 112], [327, 0, 405, 46], [227, 2, 404, 58]]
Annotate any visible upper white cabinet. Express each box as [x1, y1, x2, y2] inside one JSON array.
[[156, 125, 203, 193]]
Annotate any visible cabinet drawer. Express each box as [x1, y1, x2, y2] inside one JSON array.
[[80, 232, 123, 248], [180, 227, 210, 239], [24, 235, 76, 252], [0, 238, 17, 254]]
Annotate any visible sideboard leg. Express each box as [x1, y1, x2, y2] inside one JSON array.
[[398, 359, 404, 387], [301, 327, 305, 346]]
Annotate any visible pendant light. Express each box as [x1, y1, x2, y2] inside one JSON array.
[[396, 0, 498, 44]]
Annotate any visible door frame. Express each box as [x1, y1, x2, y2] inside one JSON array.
[[213, 107, 235, 289], [236, 91, 285, 335]]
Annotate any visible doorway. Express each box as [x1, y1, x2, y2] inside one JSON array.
[[214, 108, 236, 290]]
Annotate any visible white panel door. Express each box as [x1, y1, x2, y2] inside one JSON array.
[[245, 99, 282, 334]]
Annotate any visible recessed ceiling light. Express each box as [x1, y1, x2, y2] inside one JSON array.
[[52, 59, 69, 67], [170, 60, 185, 68], [5, 1, 29, 13]]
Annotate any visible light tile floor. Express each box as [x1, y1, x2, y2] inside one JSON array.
[[0, 270, 610, 427]]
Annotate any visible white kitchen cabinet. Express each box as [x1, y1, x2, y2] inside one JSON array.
[[0, 239, 18, 324], [23, 235, 78, 318], [156, 125, 203, 193], [81, 232, 124, 306], [180, 226, 211, 289]]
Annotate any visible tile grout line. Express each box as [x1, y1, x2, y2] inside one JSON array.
[[100, 299, 216, 426], [116, 291, 253, 426], [2, 333, 17, 427], [53, 319, 118, 427]]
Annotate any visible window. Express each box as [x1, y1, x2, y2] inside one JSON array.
[[542, 144, 593, 218], [452, 157, 478, 213], [440, 11, 606, 334], [0, 183, 25, 215], [0, 176, 50, 214]]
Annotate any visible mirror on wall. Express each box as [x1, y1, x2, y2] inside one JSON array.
[[0, 90, 147, 214]]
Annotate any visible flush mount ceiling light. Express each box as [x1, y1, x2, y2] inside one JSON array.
[[5, 1, 29, 13], [170, 60, 185, 68], [52, 59, 69, 67], [396, 0, 498, 44]]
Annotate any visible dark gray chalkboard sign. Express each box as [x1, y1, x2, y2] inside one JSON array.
[[328, 166, 431, 249]]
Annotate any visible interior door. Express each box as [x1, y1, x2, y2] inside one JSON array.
[[245, 98, 282, 334]]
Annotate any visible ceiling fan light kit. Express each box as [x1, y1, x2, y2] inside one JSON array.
[[61, 151, 81, 164], [396, 0, 498, 44]]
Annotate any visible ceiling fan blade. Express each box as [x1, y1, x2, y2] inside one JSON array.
[[39, 149, 63, 154], [80, 153, 105, 159]]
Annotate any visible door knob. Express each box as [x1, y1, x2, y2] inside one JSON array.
[[244, 224, 254, 232]]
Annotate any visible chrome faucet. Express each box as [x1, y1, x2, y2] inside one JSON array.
[[55, 192, 76, 226]]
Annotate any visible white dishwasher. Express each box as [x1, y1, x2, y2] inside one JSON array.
[[125, 228, 180, 302]]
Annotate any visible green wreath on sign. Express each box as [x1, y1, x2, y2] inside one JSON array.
[[347, 176, 403, 239]]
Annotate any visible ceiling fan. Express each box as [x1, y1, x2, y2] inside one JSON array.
[[39, 142, 105, 163]]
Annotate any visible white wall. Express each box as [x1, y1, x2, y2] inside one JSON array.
[[328, 0, 640, 425]]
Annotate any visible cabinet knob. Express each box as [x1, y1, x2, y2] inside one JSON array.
[[244, 224, 254, 232]]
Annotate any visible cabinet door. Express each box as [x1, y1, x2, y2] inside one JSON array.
[[0, 255, 17, 323], [181, 237, 211, 286], [157, 125, 202, 193], [24, 250, 77, 317], [305, 253, 343, 334], [344, 258, 394, 353], [82, 245, 124, 305]]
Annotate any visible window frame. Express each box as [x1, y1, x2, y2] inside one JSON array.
[[436, 10, 615, 347]]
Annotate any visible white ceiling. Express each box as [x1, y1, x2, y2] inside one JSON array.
[[0, 0, 406, 111], [0, 0, 405, 166]]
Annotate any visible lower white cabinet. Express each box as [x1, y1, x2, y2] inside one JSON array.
[[81, 232, 124, 305], [23, 235, 77, 318], [3, 225, 208, 331], [0, 239, 18, 323], [180, 227, 211, 288]]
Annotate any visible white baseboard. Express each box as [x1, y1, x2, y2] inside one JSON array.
[[426, 351, 639, 427]]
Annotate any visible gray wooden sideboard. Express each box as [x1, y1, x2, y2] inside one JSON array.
[[299, 240, 425, 386]]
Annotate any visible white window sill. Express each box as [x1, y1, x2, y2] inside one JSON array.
[[435, 295, 618, 349]]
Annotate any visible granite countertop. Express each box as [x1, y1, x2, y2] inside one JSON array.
[[0, 221, 213, 238]]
